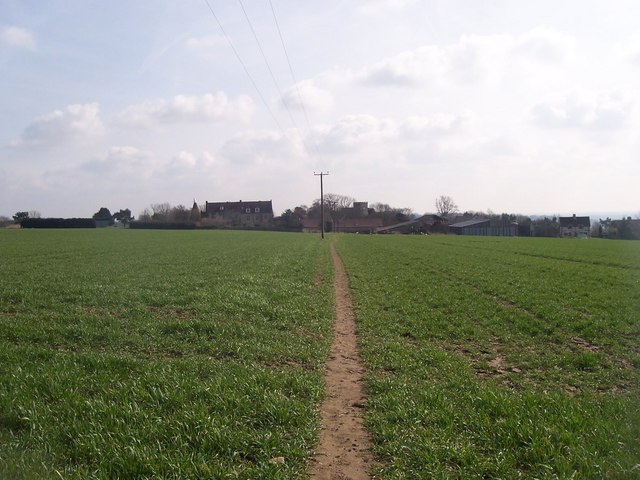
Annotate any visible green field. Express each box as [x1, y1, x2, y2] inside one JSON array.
[[0, 230, 334, 479], [1, 230, 638, 479], [336, 235, 639, 478]]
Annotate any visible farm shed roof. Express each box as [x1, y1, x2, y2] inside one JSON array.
[[376, 214, 445, 233], [449, 219, 490, 228]]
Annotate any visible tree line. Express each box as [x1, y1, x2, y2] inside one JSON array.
[[6, 200, 638, 238], [275, 193, 416, 231]]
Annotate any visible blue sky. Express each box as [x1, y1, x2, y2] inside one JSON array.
[[1, 0, 639, 218]]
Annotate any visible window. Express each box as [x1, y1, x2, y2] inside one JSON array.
[[245, 208, 251, 213], [219, 206, 224, 211], [255, 207, 260, 213]]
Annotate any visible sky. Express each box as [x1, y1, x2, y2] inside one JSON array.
[[1, 0, 639, 219]]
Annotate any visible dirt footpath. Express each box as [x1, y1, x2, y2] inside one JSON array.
[[310, 244, 374, 480]]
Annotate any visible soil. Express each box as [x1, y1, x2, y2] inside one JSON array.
[[309, 244, 374, 480]]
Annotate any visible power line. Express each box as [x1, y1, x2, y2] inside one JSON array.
[[237, 0, 300, 133], [268, 0, 322, 156], [203, 0, 286, 137]]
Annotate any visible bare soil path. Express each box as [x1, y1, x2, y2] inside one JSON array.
[[310, 244, 374, 480]]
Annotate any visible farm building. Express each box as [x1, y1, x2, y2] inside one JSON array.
[[302, 200, 384, 234], [301, 217, 383, 234], [559, 214, 590, 238], [301, 217, 324, 233], [376, 214, 447, 234], [336, 217, 383, 233], [449, 218, 518, 236], [204, 200, 274, 228]]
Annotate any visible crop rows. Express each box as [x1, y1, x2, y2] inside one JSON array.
[[337, 235, 639, 479], [0, 230, 334, 479]]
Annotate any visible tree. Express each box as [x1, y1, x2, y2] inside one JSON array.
[[138, 208, 152, 222], [369, 203, 414, 226], [93, 207, 114, 226], [618, 217, 635, 240], [323, 193, 354, 232], [599, 217, 612, 237], [435, 195, 459, 219], [113, 208, 134, 227], [306, 201, 321, 219], [13, 211, 29, 223], [150, 203, 172, 222], [293, 206, 307, 218], [170, 204, 190, 223], [276, 208, 304, 230]]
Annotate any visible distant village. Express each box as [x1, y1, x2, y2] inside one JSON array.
[[6, 194, 639, 240]]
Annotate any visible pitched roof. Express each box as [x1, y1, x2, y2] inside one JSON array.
[[375, 214, 445, 233], [301, 217, 383, 230], [205, 200, 273, 215], [559, 215, 590, 228], [449, 218, 490, 228]]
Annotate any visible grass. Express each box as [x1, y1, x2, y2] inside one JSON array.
[[0, 229, 334, 479], [336, 235, 639, 479], [2, 229, 638, 478]]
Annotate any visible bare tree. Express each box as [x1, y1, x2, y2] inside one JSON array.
[[171, 204, 190, 223], [138, 208, 152, 222], [323, 193, 354, 232], [435, 195, 459, 219], [150, 203, 172, 222], [370, 202, 392, 213]]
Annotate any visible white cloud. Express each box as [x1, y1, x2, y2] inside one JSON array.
[[184, 35, 225, 50], [315, 114, 396, 153], [2, 26, 36, 50], [165, 150, 220, 176], [617, 33, 640, 66], [114, 92, 254, 128], [358, 0, 417, 14], [511, 27, 575, 64], [81, 147, 221, 181], [399, 113, 469, 139], [81, 146, 156, 178], [220, 129, 305, 166], [356, 46, 442, 87], [10, 103, 104, 148], [355, 28, 574, 88], [314, 112, 467, 154], [280, 82, 334, 112], [531, 92, 633, 130]]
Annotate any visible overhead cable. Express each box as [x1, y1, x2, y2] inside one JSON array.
[[203, 0, 286, 137], [268, 0, 321, 155], [237, 0, 300, 134]]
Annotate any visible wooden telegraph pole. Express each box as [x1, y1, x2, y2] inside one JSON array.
[[314, 172, 329, 239]]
